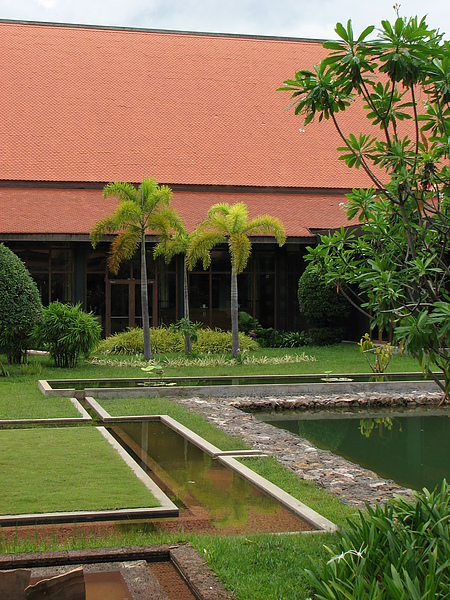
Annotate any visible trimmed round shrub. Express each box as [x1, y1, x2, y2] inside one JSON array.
[[298, 270, 350, 345], [298, 270, 350, 327], [0, 244, 43, 363], [35, 301, 101, 368]]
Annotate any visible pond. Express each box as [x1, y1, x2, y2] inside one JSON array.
[[255, 407, 450, 491]]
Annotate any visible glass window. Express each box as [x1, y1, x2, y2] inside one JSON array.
[[51, 247, 72, 271], [212, 274, 230, 309], [255, 273, 275, 328], [87, 249, 107, 273], [26, 248, 49, 272], [51, 273, 73, 303], [158, 273, 176, 325], [86, 273, 106, 333], [211, 249, 230, 272]]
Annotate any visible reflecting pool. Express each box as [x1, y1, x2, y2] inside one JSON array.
[[109, 421, 311, 534], [255, 407, 450, 491]]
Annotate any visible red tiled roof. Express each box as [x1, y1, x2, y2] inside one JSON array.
[[0, 187, 352, 238], [1, 20, 376, 189]]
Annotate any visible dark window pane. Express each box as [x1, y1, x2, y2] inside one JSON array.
[[51, 247, 72, 271], [237, 273, 252, 313], [86, 274, 106, 334], [135, 283, 153, 328], [110, 282, 129, 334], [31, 273, 49, 306], [255, 273, 275, 328], [51, 273, 73, 303], [27, 248, 49, 272], [211, 249, 230, 272], [158, 273, 176, 326], [255, 252, 275, 272], [87, 249, 106, 273], [212, 274, 230, 309], [110, 259, 131, 280], [189, 273, 210, 326]]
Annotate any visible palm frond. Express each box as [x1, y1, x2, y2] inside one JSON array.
[[186, 231, 226, 270], [103, 181, 138, 203], [246, 215, 286, 246], [108, 229, 140, 274], [229, 233, 252, 273]]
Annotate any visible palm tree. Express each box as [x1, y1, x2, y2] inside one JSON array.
[[152, 218, 194, 354], [186, 202, 286, 357], [90, 177, 178, 360]]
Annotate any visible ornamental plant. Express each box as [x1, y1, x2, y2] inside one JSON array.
[[0, 244, 43, 363], [35, 301, 101, 368], [281, 14, 450, 397], [307, 480, 450, 598]]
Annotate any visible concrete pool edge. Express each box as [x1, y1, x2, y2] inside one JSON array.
[[85, 397, 337, 533]]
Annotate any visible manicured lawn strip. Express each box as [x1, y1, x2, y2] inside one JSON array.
[[0, 427, 159, 514], [239, 456, 356, 527], [191, 532, 335, 600], [99, 397, 248, 451], [0, 382, 80, 419]]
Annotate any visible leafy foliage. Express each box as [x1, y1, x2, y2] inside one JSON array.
[[297, 270, 350, 328], [90, 178, 181, 360], [35, 302, 101, 368], [281, 14, 450, 395], [238, 312, 306, 348], [307, 480, 450, 599], [359, 333, 393, 373], [96, 326, 259, 355], [0, 244, 43, 363]]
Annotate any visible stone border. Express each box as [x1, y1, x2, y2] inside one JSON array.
[[85, 397, 337, 532], [0, 544, 234, 600]]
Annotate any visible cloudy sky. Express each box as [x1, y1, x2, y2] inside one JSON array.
[[0, 0, 449, 40]]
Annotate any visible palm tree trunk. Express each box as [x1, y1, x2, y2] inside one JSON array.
[[141, 231, 153, 360], [183, 255, 192, 355], [231, 266, 240, 357]]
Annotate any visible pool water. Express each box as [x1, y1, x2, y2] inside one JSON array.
[[256, 407, 450, 491], [110, 420, 311, 534]]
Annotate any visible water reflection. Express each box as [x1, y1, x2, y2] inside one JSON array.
[[110, 421, 310, 534], [258, 408, 450, 491]]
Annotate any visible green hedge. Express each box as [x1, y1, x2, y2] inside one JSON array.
[[96, 326, 259, 355]]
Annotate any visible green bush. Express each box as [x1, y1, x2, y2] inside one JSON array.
[[96, 327, 184, 355], [308, 327, 346, 346], [307, 479, 450, 599], [298, 270, 350, 327], [194, 328, 259, 353], [238, 312, 306, 348], [258, 328, 306, 348], [0, 244, 43, 363], [35, 301, 101, 368], [96, 326, 259, 355]]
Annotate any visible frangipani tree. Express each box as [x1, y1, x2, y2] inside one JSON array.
[[280, 14, 450, 397], [186, 202, 286, 357], [90, 177, 179, 360]]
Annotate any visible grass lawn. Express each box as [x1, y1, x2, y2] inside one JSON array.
[[0, 427, 159, 514], [0, 343, 420, 599]]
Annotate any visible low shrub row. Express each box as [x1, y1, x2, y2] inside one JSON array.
[[96, 326, 259, 355]]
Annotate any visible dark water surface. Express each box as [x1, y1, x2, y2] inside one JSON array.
[[255, 407, 450, 491], [109, 420, 310, 534]]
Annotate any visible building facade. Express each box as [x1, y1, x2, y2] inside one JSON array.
[[0, 20, 373, 337]]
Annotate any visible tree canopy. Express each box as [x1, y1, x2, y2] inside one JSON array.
[[281, 14, 450, 397]]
